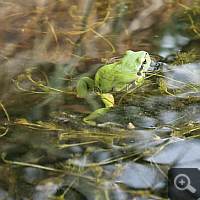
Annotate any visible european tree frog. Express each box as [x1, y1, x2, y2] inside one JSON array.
[[76, 50, 151, 126]]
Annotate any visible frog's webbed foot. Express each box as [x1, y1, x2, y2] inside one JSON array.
[[83, 108, 123, 127], [83, 93, 115, 127]]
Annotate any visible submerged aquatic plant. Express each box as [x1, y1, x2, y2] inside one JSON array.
[[171, 51, 198, 65]]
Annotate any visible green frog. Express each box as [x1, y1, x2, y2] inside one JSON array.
[[76, 50, 151, 126]]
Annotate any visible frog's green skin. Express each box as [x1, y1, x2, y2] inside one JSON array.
[[77, 50, 151, 126]]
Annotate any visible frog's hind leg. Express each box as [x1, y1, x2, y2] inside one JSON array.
[[83, 93, 115, 126], [83, 107, 109, 126], [83, 107, 123, 128]]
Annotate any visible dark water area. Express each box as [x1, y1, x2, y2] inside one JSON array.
[[1, 0, 200, 199]]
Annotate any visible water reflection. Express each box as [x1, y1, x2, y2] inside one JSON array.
[[0, 0, 200, 199]]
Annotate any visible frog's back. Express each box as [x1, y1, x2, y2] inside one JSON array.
[[95, 63, 138, 93]]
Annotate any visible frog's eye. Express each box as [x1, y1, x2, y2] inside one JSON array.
[[143, 59, 146, 64]]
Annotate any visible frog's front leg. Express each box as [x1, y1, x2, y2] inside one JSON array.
[[77, 77, 94, 98], [83, 93, 114, 126], [135, 73, 145, 86]]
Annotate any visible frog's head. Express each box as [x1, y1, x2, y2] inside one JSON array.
[[124, 50, 151, 75]]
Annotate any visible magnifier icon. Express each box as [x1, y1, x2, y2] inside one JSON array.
[[174, 174, 196, 193]]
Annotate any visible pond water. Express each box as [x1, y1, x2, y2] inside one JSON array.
[[1, 0, 200, 199]]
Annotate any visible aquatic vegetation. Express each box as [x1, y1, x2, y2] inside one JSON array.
[[171, 51, 198, 65]]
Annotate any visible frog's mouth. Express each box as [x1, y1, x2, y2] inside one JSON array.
[[137, 71, 146, 77], [137, 53, 148, 76], [136, 72, 145, 80]]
